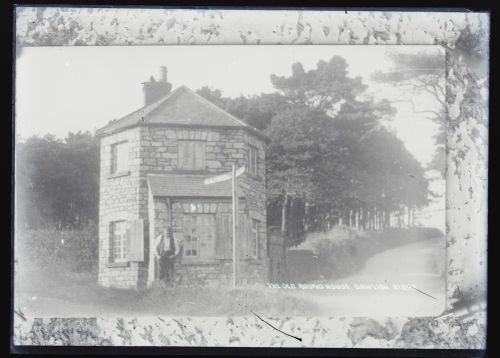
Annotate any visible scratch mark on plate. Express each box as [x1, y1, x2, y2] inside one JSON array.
[[409, 286, 438, 300], [251, 310, 302, 342]]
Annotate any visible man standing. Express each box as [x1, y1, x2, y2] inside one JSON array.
[[155, 227, 180, 285]]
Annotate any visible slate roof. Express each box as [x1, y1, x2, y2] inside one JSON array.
[[97, 86, 266, 139], [147, 174, 246, 198]]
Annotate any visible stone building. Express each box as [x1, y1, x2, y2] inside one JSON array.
[[96, 68, 268, 289]]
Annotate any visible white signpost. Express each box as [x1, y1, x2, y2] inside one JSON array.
[[204, 165, 245, 287], [204, 166, 245, 185]]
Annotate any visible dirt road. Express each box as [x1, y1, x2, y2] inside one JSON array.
[[291, 236, 446, 317]]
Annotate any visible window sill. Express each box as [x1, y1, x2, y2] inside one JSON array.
[[107, 261, 130, 268], [107, 171, 130, 179]]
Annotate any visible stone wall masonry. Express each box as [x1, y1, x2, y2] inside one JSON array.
[[100, 125, 267, 289], [139, 127, 265, 176], [174, 259, 266, 286], [98, 127, 147, 289]]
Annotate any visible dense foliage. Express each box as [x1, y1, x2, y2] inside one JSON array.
[[198, 56, 430, 245], [16, 131, 99, 229]]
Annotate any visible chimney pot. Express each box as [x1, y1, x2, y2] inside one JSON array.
[[160, 66, 167, 82], [142, 66, 172, 106]]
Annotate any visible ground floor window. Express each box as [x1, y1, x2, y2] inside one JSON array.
[[183, 213, 216, 261], [111, 221, 128, 263]]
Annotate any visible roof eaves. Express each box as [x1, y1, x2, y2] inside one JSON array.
[[96, 122, 269, 142], [96, 88, 182, 136], [96, 86, 269, 143]]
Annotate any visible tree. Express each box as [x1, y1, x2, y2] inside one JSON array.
[[270, 57, 367, 113], [16, 131, 99, 229], [199, 55, 431, 245], [267, 57, 417, 240], [265, 105, 335, 242], [16, 134, 65, 228], [372, 50, 446, 177]]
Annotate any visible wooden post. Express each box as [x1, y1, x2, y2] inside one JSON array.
[[232, 164, 239, 287], [166, 198, 173, 232]]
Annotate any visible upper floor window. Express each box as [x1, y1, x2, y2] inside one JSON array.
[[248, 145, 258, 175], [178, 140, 206, 170], [111, 141, 129, 174]]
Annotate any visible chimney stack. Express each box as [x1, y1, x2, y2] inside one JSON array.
[[142, 66, 172, 106]]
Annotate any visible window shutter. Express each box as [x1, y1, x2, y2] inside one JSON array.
[[188, 142, 195, 169], [247, 215, 254, 259], [184, 141, 190, 168], [247, 217, 252, 258], [248, 145, 258, 175], [177, 141, 182, 167], [129, 219, 144, 262], [192, 142, 199, 169], [216, 213, 232, 259], [256, 221, 263, 260], [251, 219, 257, 259], [178, 141, 188, 169], [178, 141, 206, 170], [201, 142, 206, 169], [194, 141, 205, 170], [125, 223, 131, 261]]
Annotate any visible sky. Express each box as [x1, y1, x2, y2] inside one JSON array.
[[15, 45, 444, 167]]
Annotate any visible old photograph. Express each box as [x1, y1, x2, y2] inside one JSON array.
[[14, 44, 447, 319]]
